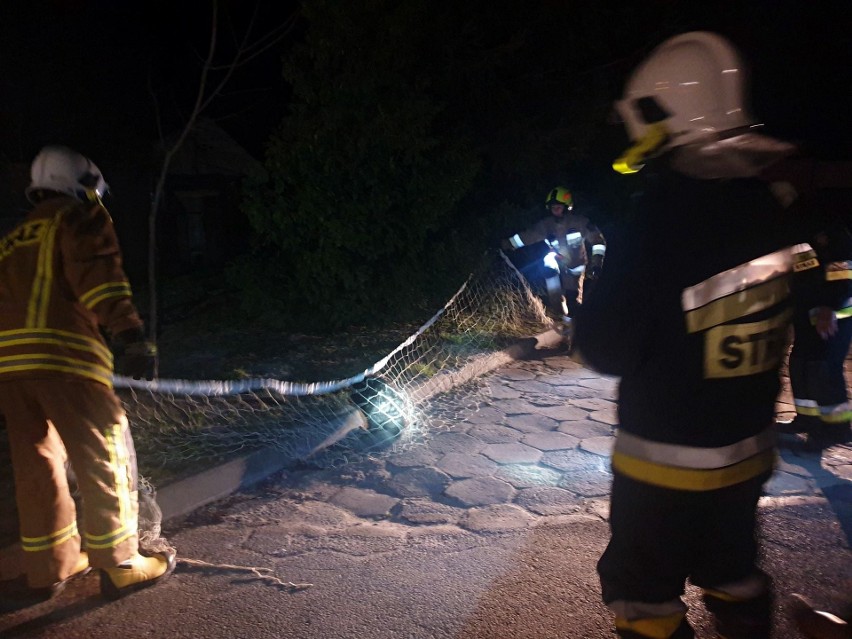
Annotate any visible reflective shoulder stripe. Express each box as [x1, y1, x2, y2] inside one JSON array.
[[684, 275, 790, 334], [825, 260, 852, 281], [682, 246, 794, 312], [614, 428, 775, 470], [591, 244, 606, 256], [509, 234, 524, 249]]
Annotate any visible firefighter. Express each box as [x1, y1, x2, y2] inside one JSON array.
[[574, 32, 799, 639], [503, 186, 606, 321], [777, 188, 852, 450], [0, 146, 175, 611]]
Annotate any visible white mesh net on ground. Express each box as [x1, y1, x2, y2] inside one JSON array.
[[118, 251, 552, 481]]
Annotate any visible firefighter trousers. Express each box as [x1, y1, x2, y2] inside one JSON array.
[[0, 379, 139, 588], [598, 469, 772, 639], [789, 316, 852, 424]]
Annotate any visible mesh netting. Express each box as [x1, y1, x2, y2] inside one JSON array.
[[119, 251, 551, 481]]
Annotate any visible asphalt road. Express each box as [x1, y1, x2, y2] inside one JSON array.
[[1, 351, 850, 638]]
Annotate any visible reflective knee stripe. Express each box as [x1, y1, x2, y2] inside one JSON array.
[[86, 421, 136, 550], [509, 234, 524, 249], [615, 612, 687, 639], [565, 231, 582, 247], [592, 243, 606, 256], [612, 429, 775, 491], [21, 520, 78, 552], [795, 398, 852, 422], [703, 572, 768, 602]]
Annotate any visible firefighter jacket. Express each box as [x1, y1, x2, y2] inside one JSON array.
[[574, 160, 799, 491], [789, 189, 852, 324], [507, 212, 606, 276], [0, 195, 143, 388]]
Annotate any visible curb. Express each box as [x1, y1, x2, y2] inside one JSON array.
[[156, 328, 565, 522], [1, 328, 563, 571]]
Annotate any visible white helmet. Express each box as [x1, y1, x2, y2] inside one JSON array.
[[615, 32, 753, 151], [26, 145, 109, 204]]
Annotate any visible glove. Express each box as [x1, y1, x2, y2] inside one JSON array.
[[114, 329, 157, 380]]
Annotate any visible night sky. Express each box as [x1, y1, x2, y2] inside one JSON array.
[[1, 1, 850, 173]]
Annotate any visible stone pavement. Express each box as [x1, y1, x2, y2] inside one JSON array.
[[225, 349, 850, 534], [1, 346, 850, 639]]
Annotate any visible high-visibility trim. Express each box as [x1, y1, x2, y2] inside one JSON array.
[[836, 306, 852, 320], [21, 520, 78, 552], [795, 398, 852, 422], [0, 328, 113, 367], [0, 354, 113, 387], [684, 275, 790, 333], [84, 526, 135, 550], [612, 449, 775, 491], [87, 420, 136, 551], [565, 231, 582, 247], [682, 247, 795, 313], [615, 612, 687, 639], [825, 260, 852, 281], [614, 428, 774, 470], [591, 244, 606, 256], [704, 571, 768, 601], [26, 210, 65, 328], [509, 234, 524, 249], [544, 274, 562, 296], [79, 281, 133, 310]]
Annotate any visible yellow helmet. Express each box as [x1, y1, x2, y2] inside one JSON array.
[[545, 187, 573, 211]]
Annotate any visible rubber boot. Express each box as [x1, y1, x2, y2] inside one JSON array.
[[100, 549, 176, 601], [0, 551, 91, 612]]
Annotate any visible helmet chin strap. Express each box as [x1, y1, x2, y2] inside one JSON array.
[[612, 122, 669, 174]]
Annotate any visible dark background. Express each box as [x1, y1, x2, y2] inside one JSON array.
[[1, 0, 851, 285]]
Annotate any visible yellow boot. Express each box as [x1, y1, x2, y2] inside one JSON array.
[[100, 550, 176, 601]]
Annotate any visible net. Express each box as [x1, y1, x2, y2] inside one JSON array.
[[119, 250, 551, 485]]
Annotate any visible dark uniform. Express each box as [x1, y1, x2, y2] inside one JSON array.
[[786, 189, 852, 447], [575, 163, 798, 639]]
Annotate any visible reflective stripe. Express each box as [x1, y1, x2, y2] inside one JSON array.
[[609, 598, 687, 621], [26, 210, 65, 328], [79, 281, 133, 309], [509, 234, 524, 249], [682, 247, 795, 312], [591, 244, 606, 256], [87, 421, 137, 550], [0, 354, 113, 387], [684, 275, 790, 333], [825, 260, 852, 281], [565, 231, 582, 247], [795, 398, 852, 422], [612, 448, 775, 491], [568, 264, 586, 276], [0, 328, 113, 367], [543, 252, 560, 271], [703, 572, 768, 601], [21, 520, 78, 552], [615, 612, 687, 638], [614, 428, 775, 470], [545, 274, 561, 296]]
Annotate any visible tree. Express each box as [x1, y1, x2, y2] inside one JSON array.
[[146, 0, 296, 362], [238, 0, 481, 330]]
